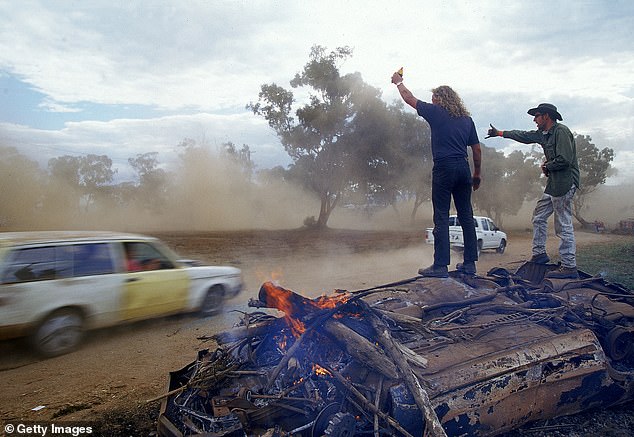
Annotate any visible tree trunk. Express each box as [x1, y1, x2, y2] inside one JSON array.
[[573, 211, 589, 227], [573, 194, 589, 226], [410, 193, 424, 225], [316, 191, 340, 228]]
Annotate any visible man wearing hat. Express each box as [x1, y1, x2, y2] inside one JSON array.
[[486, 103, 580, 279]]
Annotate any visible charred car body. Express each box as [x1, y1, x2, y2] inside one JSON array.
[[158, 262, 634, 436]]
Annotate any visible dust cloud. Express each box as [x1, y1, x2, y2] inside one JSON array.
[[0, 149, 307, 232], [0, 143, 434, 232], [2, 143, 633, 233]]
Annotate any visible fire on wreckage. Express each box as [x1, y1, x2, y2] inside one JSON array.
[[157, 262, 634, 437]]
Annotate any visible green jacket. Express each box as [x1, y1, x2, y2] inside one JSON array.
[[503, 123, 580, 197]]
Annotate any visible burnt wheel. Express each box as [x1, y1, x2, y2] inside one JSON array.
[[310, 403, 341, 437], [200, 285, 225, 316], [606, 326, 634, 361], [31, 308, 84, 357], [324, 412, 356, 436]]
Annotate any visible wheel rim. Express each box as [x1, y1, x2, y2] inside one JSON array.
[[35, 312, 83, 356], [201, 288, 223, 315]]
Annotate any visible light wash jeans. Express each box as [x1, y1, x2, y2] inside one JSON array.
[[532, 186, 577, 268]]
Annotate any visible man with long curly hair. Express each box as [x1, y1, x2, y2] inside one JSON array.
[[392, 71, 481, 277]]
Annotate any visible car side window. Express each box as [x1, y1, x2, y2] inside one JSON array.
[[1, 246, 65, 283], [71, 243, 115, 276], [482, 220, 489, 231], [0, 243, 117, 283], [124, 242, 174, 272]]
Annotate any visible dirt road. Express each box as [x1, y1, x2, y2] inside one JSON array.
[[0, 228, 625, 434]]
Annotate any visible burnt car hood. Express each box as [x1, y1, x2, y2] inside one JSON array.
[[157, 262, 634, 437]]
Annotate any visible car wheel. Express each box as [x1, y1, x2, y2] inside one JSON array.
[[31, 308, 84, 358], [200, 285, 225, 316], [496, 239, 507, 254], [477, 240, 483, 257]]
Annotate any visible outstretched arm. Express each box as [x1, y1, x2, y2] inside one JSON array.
[[489, 123, 543, 145], [391, 71, 418, 109]]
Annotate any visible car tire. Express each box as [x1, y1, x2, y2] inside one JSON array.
[[200, 285, 225, 316], [477, 240, 483, 257], [496, 239, 507, 254], [31, 308, 84, 358]]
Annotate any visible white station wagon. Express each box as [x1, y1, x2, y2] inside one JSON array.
[[0, 231, 243, 357]]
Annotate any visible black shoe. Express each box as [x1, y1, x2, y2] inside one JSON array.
[[530, 253, 550, 264], [456, 262, 476, 275], [545, 266, 579, 279], [418, 264, 449, 278]]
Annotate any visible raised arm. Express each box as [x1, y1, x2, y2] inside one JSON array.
[[391, 71, 418, 109]]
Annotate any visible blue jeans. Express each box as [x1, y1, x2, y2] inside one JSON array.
[[432, 158, 478, 267]]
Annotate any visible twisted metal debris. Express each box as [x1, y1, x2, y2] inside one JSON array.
[[157, 262, 634, 436]]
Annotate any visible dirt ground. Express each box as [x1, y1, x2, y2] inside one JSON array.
[[0, 228, 630, 435]]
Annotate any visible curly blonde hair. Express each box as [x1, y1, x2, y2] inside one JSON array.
[[431, 85, 470, 117]]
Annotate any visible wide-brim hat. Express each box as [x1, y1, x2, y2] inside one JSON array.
[[527, 103, 563, 121]]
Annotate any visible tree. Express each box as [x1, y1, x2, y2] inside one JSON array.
[[385, 104, 433, 223], [338, 80, 397, 211], [129, 152, 169, 212], [248, 45, 386, 228], [472, 145, 542, 226], [221, 142, 255, 180], [47, 154, 116, 216], [79, 154, 116, 212], [572, 134, 614, 226]]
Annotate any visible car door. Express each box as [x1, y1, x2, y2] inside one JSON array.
[[121, 242, 189, 321], [480, 218, 494, 249], [487, 219, 502, 247]]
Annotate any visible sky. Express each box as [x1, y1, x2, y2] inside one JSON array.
[[1, 0, 633, 185]]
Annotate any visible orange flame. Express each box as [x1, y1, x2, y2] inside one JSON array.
[[262, 281, 352, 338], [288, 318, 306, 337], [313, 292, 351, 309], [261, 282, 306, 336], [313, 363, 331, 376]]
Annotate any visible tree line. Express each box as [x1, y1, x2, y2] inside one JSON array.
[[0, 46, 614, 230]]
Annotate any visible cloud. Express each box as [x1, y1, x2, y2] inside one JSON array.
[[0, 112, 289, 180], [0, 0, 633, 188], [38, 98, 83, 113]]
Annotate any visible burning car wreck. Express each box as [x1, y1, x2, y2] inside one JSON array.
[[157, 262, 634, 436]]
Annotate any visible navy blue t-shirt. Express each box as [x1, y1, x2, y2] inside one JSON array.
[[416, 100, 479, 162]]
